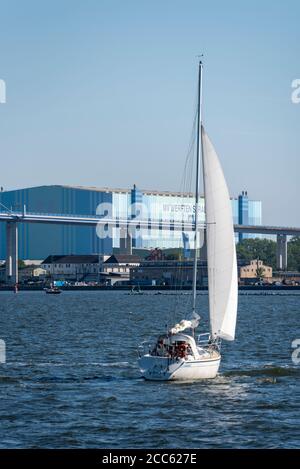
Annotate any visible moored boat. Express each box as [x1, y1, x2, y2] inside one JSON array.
[[44, 286, 62, 294]]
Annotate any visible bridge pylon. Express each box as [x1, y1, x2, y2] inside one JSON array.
[[276, 234, 288, 271], [5, 222, 18, 285]]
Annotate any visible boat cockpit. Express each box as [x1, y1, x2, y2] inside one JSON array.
[[151, 333, 198, 360]]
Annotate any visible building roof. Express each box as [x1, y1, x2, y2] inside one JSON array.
[[133, 260, 207, 268], [62, 185, 197, 197], [42, 254, 99, 264], [63, 185, 130, 194], [104, 254, 141, 264], [1, 184, 243, 201]]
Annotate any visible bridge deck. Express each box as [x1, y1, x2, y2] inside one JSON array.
[[0, 211, 299, 235]]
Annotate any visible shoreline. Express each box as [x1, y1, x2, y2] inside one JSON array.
[[1, 285, 300, 292]]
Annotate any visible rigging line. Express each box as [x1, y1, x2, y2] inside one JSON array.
[[172, 82, 198, 320], [174, 145, 197, 315], [180, 133, 197, 315], [179, 109, 197, 195], [172, 245, 189, 320], [176, 135, 196, 311], [179, 84, 198, 195]]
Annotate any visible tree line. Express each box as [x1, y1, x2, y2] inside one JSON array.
[[236, 237, 300, 271]]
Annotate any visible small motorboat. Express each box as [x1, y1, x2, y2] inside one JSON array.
[[130, 286, 143, 295], [45, 287, 62, 294]]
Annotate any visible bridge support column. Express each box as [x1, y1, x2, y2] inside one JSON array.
[[276, 234, 287, 271], [119, 228, 132, 255], [6, 222, 18, 284]]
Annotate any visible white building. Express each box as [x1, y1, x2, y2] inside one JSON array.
[[101, 254, 141, 285], [41, 254, 109, 281]]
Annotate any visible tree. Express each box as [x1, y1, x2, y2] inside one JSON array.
[[18, 260, 26, 269], [3, 259, 26, 269], [256, 266, 265, 279], [287, 237, 300, 271], [236, 238, 276, 269]]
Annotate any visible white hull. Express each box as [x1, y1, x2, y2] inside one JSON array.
[[139, 354, 221, 381]]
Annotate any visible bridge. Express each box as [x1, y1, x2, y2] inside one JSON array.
[[1, 209, 299, 284]]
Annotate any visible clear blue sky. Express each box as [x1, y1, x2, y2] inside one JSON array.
[[0, 0, 299, 225]]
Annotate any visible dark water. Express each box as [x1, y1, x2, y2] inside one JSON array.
[[0, 290, 299, 448]]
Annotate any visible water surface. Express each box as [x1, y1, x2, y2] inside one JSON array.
[[0, 291, 299, 448]]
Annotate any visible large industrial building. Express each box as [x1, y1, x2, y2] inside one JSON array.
[[0, 185, 262, 259]]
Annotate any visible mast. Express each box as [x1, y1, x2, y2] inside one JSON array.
[[192, 60, 203, 315]]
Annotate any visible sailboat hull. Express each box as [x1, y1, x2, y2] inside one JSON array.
[[138, 354, 221, 381]]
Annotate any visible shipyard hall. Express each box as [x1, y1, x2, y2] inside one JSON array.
[[0, 185, 261, 260]]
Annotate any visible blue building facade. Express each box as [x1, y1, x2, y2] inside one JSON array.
[[0, 185, 262, 259], [237, 190, 262, 241]]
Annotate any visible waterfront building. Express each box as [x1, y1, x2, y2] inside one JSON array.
[[102, 254, 141, 285], [239, 259, 272, 279], [0, 185, 262, 259], [130, 260, 208, 287], [18, 266, 47, 282], [272, 271, 300, 285], [41, 254, 106, 281]]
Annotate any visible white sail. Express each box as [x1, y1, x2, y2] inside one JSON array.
[[201, 126, 238, 341]]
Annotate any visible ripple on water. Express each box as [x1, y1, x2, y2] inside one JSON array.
[[0, 290, 299, 448]]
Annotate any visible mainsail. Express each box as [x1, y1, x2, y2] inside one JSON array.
[[201, 126, 238, 341]]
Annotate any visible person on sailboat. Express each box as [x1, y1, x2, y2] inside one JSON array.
[[176, 342, 188, 359], [153, 336, 166, 356]]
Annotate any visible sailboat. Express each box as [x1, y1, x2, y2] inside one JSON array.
[[138, 61, 238, 380]]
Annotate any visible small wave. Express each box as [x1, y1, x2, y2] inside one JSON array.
[[102, 395, 117, 402], [3, 361, 129, 368], [96, 361, 129, 367], [224, 365, 299, 378], [0, 376, 20, 384]]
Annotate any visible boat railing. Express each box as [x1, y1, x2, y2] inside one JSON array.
[[197, 333, 222, 352], [197, 332, 211, 346], [138, 341, 153, 358]]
